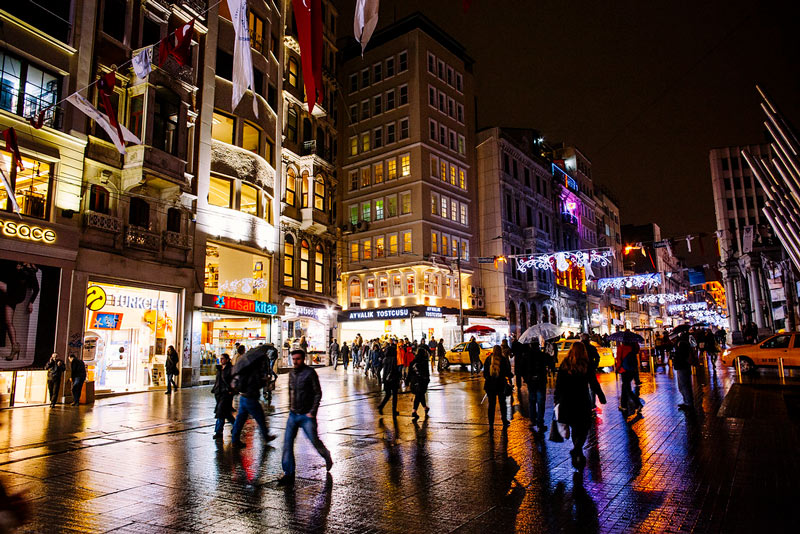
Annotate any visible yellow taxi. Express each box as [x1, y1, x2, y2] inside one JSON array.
[[442, 341, 493, 369], [720, 333, 800, 373], [554, 339, 616, 370]]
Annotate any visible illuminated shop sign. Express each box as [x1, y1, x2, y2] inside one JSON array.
[[286, 305, 325, 320], [203, 293, 278, 315], [344, 306, 452, 321], [425, 306, 443, 318], [0, 218, 56, 244], [86, 285, 170, 311]]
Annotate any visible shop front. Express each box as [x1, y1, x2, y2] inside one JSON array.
[[338, 305, 459, 347], [281, 300, 334, 367], [81, 282, 181, 394]]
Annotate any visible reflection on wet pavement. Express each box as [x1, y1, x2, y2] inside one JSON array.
[[2, 363, 798, 533]]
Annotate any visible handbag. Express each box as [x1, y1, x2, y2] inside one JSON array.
[[548, 404, 570, 443], [503, 381, 514, 397]]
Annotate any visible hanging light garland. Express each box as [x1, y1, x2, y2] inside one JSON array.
[[597, 273, 662, 292], [637, 293, 687, 305], [667, 302, 708, 314], [515, 249, 614, 275]]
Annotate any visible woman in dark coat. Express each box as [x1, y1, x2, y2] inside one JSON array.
[[378, 342, 401, 416], [408, 347, 431, 420], [554, 343, 606, 471], [212, 353, 236, 439], [483, 345, 514, 429], [165, 345, 179, 394]]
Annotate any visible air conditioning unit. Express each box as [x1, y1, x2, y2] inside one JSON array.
[[477, 297, 485, 308], [470, 297, 478, 308], [470, 286, 478, 297], [341, 223, 354, 235], [477, 287, 485, 297], [356, 220, 369, 232]]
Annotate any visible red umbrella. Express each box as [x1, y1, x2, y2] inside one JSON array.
[[464, 325, 495, 334]]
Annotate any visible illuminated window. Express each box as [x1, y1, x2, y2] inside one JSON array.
[[241, 183, 259, 216], [288, 57, 299, 88], [441, 196, 448, 217], [440, 160, 447, 182], [362, 239, 371, 260], [451, 237, 458, 257], [301, 171, 310, 208], [406, 273, 415, 294], [450, 164, 457, 185], [315, 245, 323, 292], [375, 236, 385, 258], [242, 122, 261, 154], [314, 177, 324, 210], [0, 52, 59, 127], [462, 241, 469, 260], [400, 153, 411, 176], [459, 169, 466, 190], [460, 203, 467, 225], [451, 201, 457, 221], [360, 166, 371, 188], [387, 158, 397, 180], [284, 235, 295, 286], [400, 192, 411, 215], [375, 199, 384, 220], [300, 240, 310, 290], [366, 278, 375, 298], [431, 193, 439, 215], [424, 273, 431, 295], [386, 195, 397, 217], [392, 274, 402, 295], [349, 170, 358, 191], [349, 205, 358, 225], [349, 279, 361, 307], [212, 111, 234, 144], [285, 167, 296, 205], [388, 233, 398, 255], [361, 201, 371, 222], [379, 277, 388, 297], [373, 162, 384, 184], [248, 11, 265, 52], [208, 176, 232, 208], [458, 135, 465, 155], [350, 241, 359, 262], [0, 152, 52, 219], [431, 231, 438, 254], [442, 234, 448, 255], [350, 136, 358, 156], [402, 230, 412, 253], [361, 132, 370, 152]]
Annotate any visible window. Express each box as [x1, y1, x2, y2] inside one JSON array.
[[249, 11, 265, 53], [350, 241, 359, 262], [457, 103, 464, 123], [439, 125, 446, 145], [373, 63, 383, 82], [398, 51, 408, 72], [386, 89, 395, 110], [127, 197, 150, 230], [103, 0, 126, 42], [315, 245, 324, 292], [265, 137, 275, 166], [387, 195, 398, 217], [349, 73, 358, 93], [288, 109, 298, 142], [209, 176, 232, 208], [438, 92, 446, 112], [451, 236, 458, 257], [460, 204, 467, 225], [440, 160, 447, 181], [406, 272, 415, 294], [449, 131, 456, 151], [361, 99, 370, 120], [286, 168, 297, 205], [241, 183, 259, 215], [462, 240, 469, 261], [166, 207, 181, 232], [451, 200, 458, 221], [288, 58, 299, 88], [373, 162, 384, 184], [361, 132, 370, 152], [378, 276, 388, 297], [349, 205, 358, 225], [402, 230, 412, 253], [376, 236, 385, 258], [438, 60, 445, 80], [361, 201, 371, 221], [349, 279, 361, 306], [429, 119, 438, 142], [0, 152, 52, 219], [441, 196, 448, 217], [212, 111, 234, 144], [459, 169, 466, 190], [762, 335, 791, 349], [0, 53, 60, 128], [432, 231, 438, 254], [89, 185, 110, 214], [458, 135, 465, 155], [362, 239, 372, 260], [455, 72, 463, 92], [400, 191, 411, 215], [361, 68, 370, 88], [450, 164, 457, 185], [373, 94, 382, 115], [349, 136, 358, 156], [387, 123, 396, 144], [389, 233, 398, 255], [216, 48, 233, 80], [360, 167, 371, 188], [375, 199, 385, 220], [349, 104, 358, 124], [374, 127, 383, 148], [314, 178, 325, 210], [349, 170, 358, 192], [386, 57, 395, 77], [448, 97, 455, 118], [300, 240, 310, 290], [400, 153, 411, 176], [366, 278, 375, 298], [399, 85, 408, 105], [431, 192, 440, 216], [242, 122, 261, 154], [129, 94, 144, 139], [431, 155, 440, 178], [442, 234, 448, 255], [301, 171, 310, 208], [153, 88, 179, 155], [429, 86, 437, 107], [399, 118, 409, 140], [447, 66, 454, 86], [428, 52, 436, 74]]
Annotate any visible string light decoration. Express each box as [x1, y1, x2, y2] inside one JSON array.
[[637, 293, 687, 305], [667, 302, 708, 314], [597, 273, 662, 292], [515, 249, 614, 275]]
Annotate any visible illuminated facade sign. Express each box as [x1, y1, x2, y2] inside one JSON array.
[[0, 218, 56, 244], [343, 305, 453, 322], [202, 293, 278, 315]]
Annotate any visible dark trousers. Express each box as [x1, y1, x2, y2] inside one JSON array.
[[620, 373, 641, 413], [378, 388, 398, 414], [676, 369, 694, 407], [214, 416, 235, 434], [412, 392, 427, 412], [71, 378, 84, 405], [487, 393, 508, 426], [231, 396, 271, 443], [570, 422, 590, 458], [47, 378, 61, 406], [166, 373, 177, 393], [527, 381, 546, 427], [268, 358, 277, 379]]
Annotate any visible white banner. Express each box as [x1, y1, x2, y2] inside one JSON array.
[[354, 0, 380, 53], [67, 93, 140, 154], [227, 0, 258, 117], [132, 46, 153, 79]]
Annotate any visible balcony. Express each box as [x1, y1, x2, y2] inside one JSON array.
[[527, 277, 554, 297], [163, 230, 193, 250], [561, 213, 578, 227], [300, 207, 330, 235], [124, 226, 161, 252], [124, 145, 189, 192], [84, 211, 122, 234]]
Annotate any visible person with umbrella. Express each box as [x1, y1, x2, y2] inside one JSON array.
[[230, 346, 277, 448], [610, 330, 644, 419]]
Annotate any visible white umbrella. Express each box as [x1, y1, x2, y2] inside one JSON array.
[[519, 323, 563, 343]]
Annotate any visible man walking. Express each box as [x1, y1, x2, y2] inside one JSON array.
[[378, 340, 401, 416], [518, 340, 555, 432], [673, 331, 695, 410], [277, 348, 333, 486], [466, 336, 481, 375], [45, 353, 65, 407], [67, 354, 86, 406], [329, 339, 339, 367], [580, 333, 603, 411], [230, 351, 277, 448]]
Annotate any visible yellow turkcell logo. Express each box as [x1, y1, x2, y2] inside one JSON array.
[[86, 285, 107, 311]]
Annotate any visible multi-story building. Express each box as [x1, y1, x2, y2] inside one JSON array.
[[710, 144, 792, 334], [475, 127, 558, 338], [594, 186, 625, 333], [336, 13, 478, 346], [276, 0, 340, 365]]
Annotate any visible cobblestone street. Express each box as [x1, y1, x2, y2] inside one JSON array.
[[2, 363, 798, 533]]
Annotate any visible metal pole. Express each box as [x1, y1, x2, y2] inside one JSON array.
[[457, 253, 465, 343], [778, 357, 786, 384], [735, 356, 742, 382]]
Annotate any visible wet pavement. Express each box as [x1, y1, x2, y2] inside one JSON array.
[[2, 361, 799, 533]]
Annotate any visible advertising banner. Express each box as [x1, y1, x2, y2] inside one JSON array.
[[0, 260, 60, 369]]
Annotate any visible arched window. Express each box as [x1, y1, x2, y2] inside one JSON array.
[[284, 235, 295, 287], [285, 167, 296, 206], [287, 108, 298, 142], [300, 239, 310, 290], [530, 304, 538, 325], [288, 57, 299, 87], [542, 308, 549, 324], [508, 301, 518, 335], [153, 87, 180, 156], [520, 303, 528, 332], [301, 171, 310, 208], [89, 185, 109, 214], [349, 278, 361, 307], [129, 197, 150, 229], [166, 207, 181, 232], [315, 244, 324, 293], [550, 308, 557, 325], [314, 176, 325, 210]]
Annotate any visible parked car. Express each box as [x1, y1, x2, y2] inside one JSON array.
[[720, 332, 800, 373], [554, 339, 615, 370], [442, 341, 493, 369]]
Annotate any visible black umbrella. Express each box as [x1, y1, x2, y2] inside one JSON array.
[[608, 330, 644, 343], [232, 345, 268, 374], [669, 324, 691, 341]]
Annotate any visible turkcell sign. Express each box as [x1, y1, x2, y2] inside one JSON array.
[[348, 307, 410, 321]]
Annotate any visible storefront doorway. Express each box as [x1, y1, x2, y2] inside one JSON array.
[[200, 311, 276, 376]]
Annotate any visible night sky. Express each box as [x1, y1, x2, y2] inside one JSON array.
[[337, 0, 800, 266]]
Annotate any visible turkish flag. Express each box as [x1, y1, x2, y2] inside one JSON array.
[[159, 19, 195, 66], [291, 0, 323, 113]]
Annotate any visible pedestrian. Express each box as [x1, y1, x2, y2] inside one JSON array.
[[232, 344, 246, 366], [378, 340, 401, 416], [672, 332, 695, 410], [436, 338, 446, 372], [510, 335, 525, 405], [277, 348, 333, 486], [483, 345, 513, 429], [165, 345, 179, 394], [265, 342, 279, 380], [519, 340, 554, 432], [580, 333, 603, 411], [299, 335, 308, 354], [359, 343, 369, 369], [396, 340, 406, 382], [407, 347, 430, 420], [616, 341, 643, 419], [230, 351, 276, 448], [366, 341, 382, 380], [467, 336, 481, 375], [428, 337, 438, 371], [67, 353, 86, 406], [338, 342, 350, 370], [329, 339, 339, 367], [45, 352, 65, 407], [704, 329, 718, 366], [715, 327, 727, 349], [554, 342, 606, 471], [212, 353, 236, 439]]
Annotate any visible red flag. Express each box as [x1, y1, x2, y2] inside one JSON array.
[[159, 19, 195, 66], [27, 111, 45, 130], [463, 0, 472, 12], [97, 72, 126, 150], [2, 128, 25, 171], [291, 0, 323, 112]]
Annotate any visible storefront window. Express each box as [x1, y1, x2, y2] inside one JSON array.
[[314, 245, 323, 293], [300, 240, 310, 290], [204, 243, 271, 301], [0, 151, 52, 219]]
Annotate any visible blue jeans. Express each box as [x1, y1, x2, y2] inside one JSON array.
[[676, 369, 694, 407], [71, 378, 85, 404], [166, 373, 177, 393], [231, 396, 271, 443], [281, 411, 331, 476], [528, 382, 546, 427]]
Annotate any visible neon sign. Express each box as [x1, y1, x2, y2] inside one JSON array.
[[0, 218, 56, 244], [204, 293, 278, 315]]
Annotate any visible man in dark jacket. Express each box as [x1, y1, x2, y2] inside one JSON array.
[[277, 348, 332, 486], [212, 353, 235, 438], [517, 340, 555, 432], [378, 341, 401, 416], [580, 333, 603, 410], [672, 332, 695, 409], [230, 354, 276, 448], [67, 354, 86, 406], [45, 352, 65, 407], [510, 335, 525, 405], [467, 336, 481, 375]]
